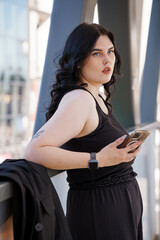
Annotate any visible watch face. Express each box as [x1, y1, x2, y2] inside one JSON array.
[[89, 160, 98, 171]]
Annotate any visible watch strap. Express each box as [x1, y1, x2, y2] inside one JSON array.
[[90, 152, 96, 160]]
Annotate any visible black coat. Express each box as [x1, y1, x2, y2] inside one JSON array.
[[0, 159, 72, 240]]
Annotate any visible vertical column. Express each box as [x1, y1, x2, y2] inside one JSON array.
[[33, 0, 85, 134], [140, 0, 160, 124], [97, 0, 134, 129]]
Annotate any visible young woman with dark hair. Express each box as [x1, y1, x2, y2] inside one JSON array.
[[46, 23, 121, 120], [23, 23, 143, 240]]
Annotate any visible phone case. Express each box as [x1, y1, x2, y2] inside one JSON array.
[[118, 130, 150, 149]]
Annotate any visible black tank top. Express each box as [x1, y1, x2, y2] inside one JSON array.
[[61, 87, 136, 188]]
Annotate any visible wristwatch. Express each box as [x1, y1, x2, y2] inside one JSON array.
[[88, 152, 99, 171]]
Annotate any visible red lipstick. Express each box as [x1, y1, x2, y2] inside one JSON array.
[[102, 66, 111, 74]]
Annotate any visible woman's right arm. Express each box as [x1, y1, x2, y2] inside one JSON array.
[[23, 90, 142, 170], [23, 90, 93, 169]]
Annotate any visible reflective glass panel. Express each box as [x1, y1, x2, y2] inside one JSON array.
[[0, 1, 5, 35], [18, 86, 24, 114], [4, 2, 16, 37], [17, 40, 28, 82], [5, 38, 17, 82], [17, 56, 28, 82], [16, 0, 27, 6], [16, 6, 28, 41], [0, 84, 2, 114], [0, 37, 5, 82]]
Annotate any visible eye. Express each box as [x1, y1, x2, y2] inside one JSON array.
[[92, 52, 100, 56], [108, 49, 114, 54]]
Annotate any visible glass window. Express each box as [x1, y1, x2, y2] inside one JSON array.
[[18, 86, 25, 114], [17, 57, 28, 82], [17, 40, 28, 82], [6, 93, 12, 116], [16, 0, 27, 6], [0, 37, 5, 82], [0, 85, 2, 115], [16, 6, 28, 41], [4, 1, 16, 37], [0, 1, 5, 35], [5, 38, 17, 82], [4, 84, 13, 118], [0, 0, 29, 161]]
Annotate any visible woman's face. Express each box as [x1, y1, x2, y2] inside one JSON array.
[[79, 35, 116, 86]]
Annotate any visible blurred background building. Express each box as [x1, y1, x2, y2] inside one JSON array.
[[0, 0, 52, 162]]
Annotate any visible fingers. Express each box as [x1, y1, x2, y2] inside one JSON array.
[[117, 141, 142, 163], [111, 135, 127, 148], [126, 141, 142, 153], [101, 136, 142, 166], [126, 144, 141, 161]]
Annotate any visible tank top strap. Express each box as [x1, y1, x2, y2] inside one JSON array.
[[73, 85, 101, 105], [65, 86, 107, 124], [77, 86, 110, 116], [77, 86, 98, 101], [63, 86, 109, 119]]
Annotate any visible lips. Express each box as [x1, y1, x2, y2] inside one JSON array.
[[102, 66, 111, 74]]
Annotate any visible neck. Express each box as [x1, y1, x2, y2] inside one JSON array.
[[84, 83, 101, 98]]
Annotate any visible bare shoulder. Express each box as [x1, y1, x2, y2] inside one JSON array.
[[59, 89, 95, 109]]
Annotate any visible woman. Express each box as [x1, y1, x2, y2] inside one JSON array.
[[23, 23, 143, 240]]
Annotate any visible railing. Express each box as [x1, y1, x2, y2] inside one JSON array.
[[132, 122, 160, 240], [0, 121, 160, 240]]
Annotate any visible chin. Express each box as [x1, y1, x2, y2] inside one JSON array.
[[103, 78, 111, 84]]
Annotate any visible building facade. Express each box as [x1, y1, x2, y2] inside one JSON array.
[[0, 0, 52, 162]]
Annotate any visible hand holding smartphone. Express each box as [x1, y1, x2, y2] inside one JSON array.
[[118, 130, 150, 153]]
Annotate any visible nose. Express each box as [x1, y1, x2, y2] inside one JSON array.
[[103, 54, 109, 65]]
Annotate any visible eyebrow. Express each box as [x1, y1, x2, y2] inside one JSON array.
[[91, 46, 115, 52]]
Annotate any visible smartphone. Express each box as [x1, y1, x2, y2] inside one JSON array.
[[118, 129, 150, 153]]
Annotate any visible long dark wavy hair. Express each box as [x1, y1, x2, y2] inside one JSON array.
[[46, 22, 121, 121]]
